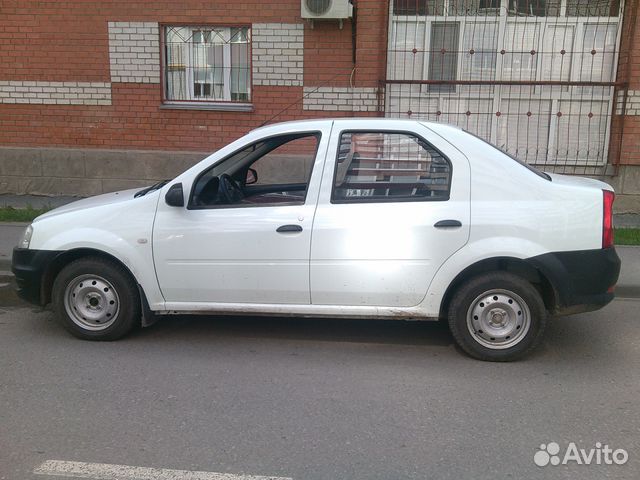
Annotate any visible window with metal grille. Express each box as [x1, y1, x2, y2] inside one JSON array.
[[390, 0, 619, 17], [163, 26, 251, 104], [332, 132, 451, 202], [386, 0, 623, 172], [479, 0, 500, 7], [508, 0, 560, 16], [428, 22, 460, 93]]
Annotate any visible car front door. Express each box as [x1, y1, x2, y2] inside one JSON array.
[[152, 126, 331, 306], [310, 121, 471, 307]]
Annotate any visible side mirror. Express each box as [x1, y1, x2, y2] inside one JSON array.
[[246, 168, 258, 185], [165, 183, 185, 207]]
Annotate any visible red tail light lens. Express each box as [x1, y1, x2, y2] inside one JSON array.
[[603, 190, 614, 248]]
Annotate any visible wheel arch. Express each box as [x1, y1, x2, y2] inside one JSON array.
[[41, 248, 139, 306], [438, 256, 558, 319]]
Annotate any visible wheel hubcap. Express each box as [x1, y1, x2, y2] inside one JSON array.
[[466, 289, 531, 350], [64, 275, 120, 331]]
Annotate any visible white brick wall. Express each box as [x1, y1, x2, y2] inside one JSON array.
[[252, 23, 304, 87], [108, 22, 160, 84], [303, 87, 379, 112], [0, 81, 112, 105], [617, 90, 640, 116]]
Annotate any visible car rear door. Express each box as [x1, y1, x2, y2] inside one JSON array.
[[310, 120, 471, 307]]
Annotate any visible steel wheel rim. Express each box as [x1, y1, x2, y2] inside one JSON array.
[[466, 289, 531, 350], [63, 274, 120, 331]]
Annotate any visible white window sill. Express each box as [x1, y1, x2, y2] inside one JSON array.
[[160, 102, 254, 112]]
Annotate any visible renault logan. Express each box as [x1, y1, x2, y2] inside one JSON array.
[[12, 119, 621, 361]]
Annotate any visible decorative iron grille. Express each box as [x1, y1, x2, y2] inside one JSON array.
[[164, 26, 251, 104], [385, 0, 627, 174]]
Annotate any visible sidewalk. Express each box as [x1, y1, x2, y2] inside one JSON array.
[[0, 220, 638, 298], [615, 214, 640, 228]]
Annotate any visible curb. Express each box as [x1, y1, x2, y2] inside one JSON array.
[[615, 286, 640, 299], [0, 222, 30, 227]]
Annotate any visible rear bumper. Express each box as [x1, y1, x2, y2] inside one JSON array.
[[528, 247, 621, 316], [11, 248, 61, 305]]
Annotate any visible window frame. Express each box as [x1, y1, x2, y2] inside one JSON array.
[[160, 23, 253, 109], [330, 129, 453, 205], [187, 131, 322, 210]]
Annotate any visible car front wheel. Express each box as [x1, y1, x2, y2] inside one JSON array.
[[52, 257, 141, 340], [448, 272, 547, 361]]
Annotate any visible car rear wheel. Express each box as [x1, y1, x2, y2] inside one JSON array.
[[52, 257, 140, 340], [448, 272, 547, 361]]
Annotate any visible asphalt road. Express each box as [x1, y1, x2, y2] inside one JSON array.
[[1, 297, 639, 480]]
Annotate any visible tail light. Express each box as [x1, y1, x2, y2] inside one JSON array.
[[602, 190, 615, 248]]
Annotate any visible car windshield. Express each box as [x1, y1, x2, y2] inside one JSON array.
[[464, 130, 551, 181]]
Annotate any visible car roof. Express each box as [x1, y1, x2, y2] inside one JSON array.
[[251, 118, 463, 135]]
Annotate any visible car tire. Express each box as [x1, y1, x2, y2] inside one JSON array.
[[52, 257, 141, 341], [448, 272, 547, 361]]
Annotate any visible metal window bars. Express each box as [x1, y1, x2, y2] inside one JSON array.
[[164, 26, 251, 103], [385, 0, 629, 175]]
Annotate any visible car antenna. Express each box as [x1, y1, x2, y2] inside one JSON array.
[[258, 71, 353, 127]]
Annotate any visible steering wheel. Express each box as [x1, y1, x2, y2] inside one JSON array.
[[218, 173, 244, 204]]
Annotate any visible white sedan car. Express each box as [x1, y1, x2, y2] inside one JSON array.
[[12, 119, 620, 361]]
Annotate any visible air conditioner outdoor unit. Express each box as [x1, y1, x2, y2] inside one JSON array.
[[301, 0, 353, 20]]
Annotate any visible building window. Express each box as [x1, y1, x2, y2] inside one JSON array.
[[164, 26, 251, 104], [387, 0, 623, 168], [507, 0, 561, 16], [566, 0, 620, 17], [393, 0, 445, 16], [428, 22, 460, 93]]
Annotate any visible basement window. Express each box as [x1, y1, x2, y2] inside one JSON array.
[[163, 26, 251, 109]]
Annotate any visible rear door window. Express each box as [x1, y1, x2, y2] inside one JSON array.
[[332, 131, 452, 203]]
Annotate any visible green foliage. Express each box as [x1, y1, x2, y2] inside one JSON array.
[[615, 228, 640, 246], [0, 206, 50, 222]]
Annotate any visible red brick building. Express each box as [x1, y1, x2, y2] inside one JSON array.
[[1, 0, 639, 211]]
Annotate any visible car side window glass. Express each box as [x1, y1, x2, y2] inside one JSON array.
[[190, 133, 320, 208], [250, 135, 318, 187], [332, 131, 451, 203]]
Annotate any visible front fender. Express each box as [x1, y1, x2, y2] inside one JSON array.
[[35, 230, 164, 308], [39, 228, 143, 278], [28, 193, 164, 308]]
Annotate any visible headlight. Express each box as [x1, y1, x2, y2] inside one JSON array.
[[18, 224, 33, 249]]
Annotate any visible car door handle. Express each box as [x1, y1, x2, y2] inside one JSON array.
[[434, 219, 462, 228], [276, 224, 303, 233]]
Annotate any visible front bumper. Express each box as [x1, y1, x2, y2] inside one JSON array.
[[11, 248, 61, 305], [528, 247, 621, 315]]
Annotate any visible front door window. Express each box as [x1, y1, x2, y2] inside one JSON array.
[[190, 133, 320, 208]]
